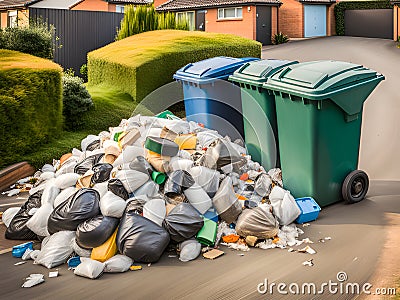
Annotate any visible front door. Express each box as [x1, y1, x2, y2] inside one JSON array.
[[304, 5, 327, 37], [196, 10, 206, 31], [256, 6, 272, 45]]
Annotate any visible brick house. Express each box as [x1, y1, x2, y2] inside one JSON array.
[[156, 0, 336, 40], [155, 0, 281, 45], [393, 0, 400, 40], [0, 0, 29, 28]]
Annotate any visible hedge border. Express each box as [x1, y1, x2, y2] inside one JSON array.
[[334, 1, 393, 36]]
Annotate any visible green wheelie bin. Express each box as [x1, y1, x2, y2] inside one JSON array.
[[263, 60, 385, 206], [228, 59, 298, 171]]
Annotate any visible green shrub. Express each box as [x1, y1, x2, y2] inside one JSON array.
[[62, 73, 93, 131], [116, 5, 188, 40], [80, 64, 88, 82], [0, 50, 62, 167], [334, 1, 393, 36], [0, 20, 55, 59], [272, 32, 289, 45], [88, 30, 261, 102]]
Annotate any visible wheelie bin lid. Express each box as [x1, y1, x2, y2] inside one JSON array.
[[228, 59, 298, 87], [173, 56, 259, 84], [263, 60, 385, 116]]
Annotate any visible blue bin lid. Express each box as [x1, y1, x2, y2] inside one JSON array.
[[229, 59, 299, 87], [173, 56, 259, 84]]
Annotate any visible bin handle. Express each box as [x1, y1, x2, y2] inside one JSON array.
[[278, 67, 292, 79]]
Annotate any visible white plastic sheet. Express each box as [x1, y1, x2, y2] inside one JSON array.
[[100, 191, 127, 218], [74, 257, 105, 279], [54, 173, 80, 190], [26, 203, 53, 237], [104, 254, 132, 273], [41, 185, 60, 207], [1, 207, 20, 227], [53, 187, 76, 208]]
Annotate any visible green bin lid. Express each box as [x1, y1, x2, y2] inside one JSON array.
[[229, 59, 298, 86], [264, 60, 385, 115]]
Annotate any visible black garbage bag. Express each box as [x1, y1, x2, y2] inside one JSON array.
[[129, 156, 154, 176], [117, 212, 170, 263], [164, 170, 195, 198], [91, 163, 113, 184], [76, 215, 119, 249], [124, 198, 147, 215], [108, 179, 129, 200], [163, 203, 204, 243], [86, 139, 100, 151], [48, 188, 100, 234], [5, 191, 43, 240], [74, 153, 104, 175], [200, 139, 245, 170]]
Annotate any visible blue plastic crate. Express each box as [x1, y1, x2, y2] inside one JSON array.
[[12, 241, 33, 258], [295, 197, 321, 224]]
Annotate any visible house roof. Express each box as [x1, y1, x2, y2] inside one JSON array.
[[106, 0, 153, 4], [299, 0, 335, 4], [0, 0, 29, 9], [391, 0, 399, 4], [156, 0, 281, 11], [27, 0, 84, 9]]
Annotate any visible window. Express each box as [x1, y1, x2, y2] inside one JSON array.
[[217, 7, 242, 20], [176, 11, 195, 31], [8, 10, 18, 28], [116, 5, 125, 13]]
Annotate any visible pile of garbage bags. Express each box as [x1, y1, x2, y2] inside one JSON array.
[[3, 112, 303, 279]]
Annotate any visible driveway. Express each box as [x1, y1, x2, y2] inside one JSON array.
[[262, 36, 400, 182]]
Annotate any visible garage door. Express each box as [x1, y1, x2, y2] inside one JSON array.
[[344, 9, 393, 39], [304, 5, 327, 37]]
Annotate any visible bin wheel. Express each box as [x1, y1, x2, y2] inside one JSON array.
[[342, 170, 369, 204]]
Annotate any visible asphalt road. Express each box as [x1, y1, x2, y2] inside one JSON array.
[[0, 180, 399, 300]]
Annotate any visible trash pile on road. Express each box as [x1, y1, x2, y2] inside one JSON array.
[[2, 111, 322, 283]]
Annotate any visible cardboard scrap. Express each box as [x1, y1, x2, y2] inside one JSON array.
[[203, 249, 224, 260]]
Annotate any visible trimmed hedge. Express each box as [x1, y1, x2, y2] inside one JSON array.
[[335, 1, 393, 35], [0, 50, 63, 167], [88, 30, 261, 102]]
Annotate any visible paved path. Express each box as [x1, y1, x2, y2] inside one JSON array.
[[262, 36, 400, 181], [0, 181, 399, 299]]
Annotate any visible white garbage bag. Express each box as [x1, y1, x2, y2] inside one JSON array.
[[183, 183, 212, 215], [189, 166, 220, 198], [104, 254, 132, 273], [74, 257, 105, 279], [55, 157, 78, 177], [41, 185, 60, 206], [2, 207, 20, 227], [35, 231, 75, 269], [269, 186, 286, 201], [29, 178, 56, 196], [53, 187, 76, 208], [116, 169, 149, 194], [81, 135, 99, 152], [92, 182, 108, 198], [71, 238, 92, 258], [196, 130, 223, 148], [179, 239, 201, 262], [54, 173, 80, 190], [26, 203, 53, 237], [143, 199, 166, 226], [112, 145, 144, 168], [100, 191, 127, 218], [39, 172, 55, 181], [169, 157, 194, 172], [269, 187, 301, 226]]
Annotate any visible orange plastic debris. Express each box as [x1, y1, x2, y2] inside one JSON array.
[[272, 237, 280, 244], [236, 194, 248, 201], [240, 173, 249, 181], [222, 234, 240, 243]]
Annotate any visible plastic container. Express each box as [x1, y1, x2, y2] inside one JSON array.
[[174, 56, 259, 140], [295, 197, 321, 223], [12, 241, 33, 258], [229, 59, 298, 170], [264, 60, 384, 206]]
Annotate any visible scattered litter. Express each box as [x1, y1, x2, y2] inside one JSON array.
[[130, 265, 142, 271], [221, 242, 250, 252], [5, 189, 21, 197], [325, 237, 332, 240], [302, 238, 314, 244], [288, 248, 295, 252], [245, 236, 258, 247], [147, 263, 151, 267], [353, 257, 358, 262], [168, 255, 177, 258], [302, 223, 311, 227], [318, 239, 325, 243], [14, 261, 27, 266], [237, 253, 245, 256], [302, 259, 314, 267], [203, 249, 225, 260], [48, 270, 59, 278], [298, 246, 316, 254], [21, 274, 45, 288]]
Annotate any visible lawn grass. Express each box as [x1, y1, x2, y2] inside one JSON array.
[[15, 84, 137, 169]]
